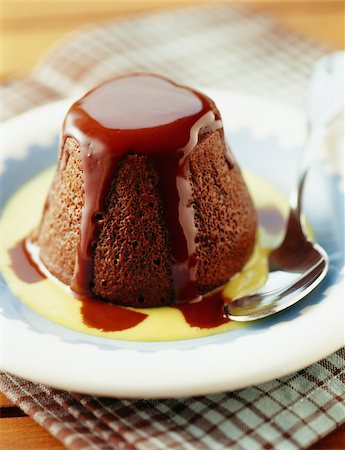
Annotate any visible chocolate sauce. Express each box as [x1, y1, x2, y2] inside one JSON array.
[[9, 236, 231, 329], [174, 290, 230, 329], [80, 297, 147, 332], [9, 239, 46, 283], [258, 206, 285, 234], [63, 74, 221, 303], [9, 238, 228, 331]]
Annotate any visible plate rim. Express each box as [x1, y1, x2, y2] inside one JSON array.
[[1, 92, 344, 398]]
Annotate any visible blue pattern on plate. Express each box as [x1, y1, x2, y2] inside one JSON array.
[[1, 129, 344, 352]]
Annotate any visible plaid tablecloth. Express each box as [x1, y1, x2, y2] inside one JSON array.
[[1, 4, 344, 449]]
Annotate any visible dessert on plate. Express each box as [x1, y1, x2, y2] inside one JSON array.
[[30, 73, 257, 307]]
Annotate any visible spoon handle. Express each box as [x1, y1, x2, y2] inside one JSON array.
[[290, 124, 328, 220], [291, 51, 344, 222]]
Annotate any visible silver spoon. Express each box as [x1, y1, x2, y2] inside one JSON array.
[[225, 51, 344, 321]]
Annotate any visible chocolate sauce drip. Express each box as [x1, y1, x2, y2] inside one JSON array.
[[80, 297, 148, 332], [63, 74, 221, 303], [9, 236, 228, 330], [174, 290, 230, 329], [81, 288, 230, 332], [9, 239, 46, 283]]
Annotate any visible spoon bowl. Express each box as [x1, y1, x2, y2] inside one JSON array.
[[225, 51, 344, 321], [224, 211, 328, 321]]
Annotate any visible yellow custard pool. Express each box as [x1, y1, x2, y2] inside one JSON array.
[[0, 168, 289, 341]]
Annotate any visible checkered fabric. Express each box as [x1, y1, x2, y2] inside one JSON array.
[[1, 351, 345, 450], [1, 3, 329, 122], [1, 4, 344, 450]]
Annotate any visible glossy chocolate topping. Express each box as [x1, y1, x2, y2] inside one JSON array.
[[63, 74, 222, 303]]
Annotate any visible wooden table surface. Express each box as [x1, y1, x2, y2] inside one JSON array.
[[1, 1, 344, 448]]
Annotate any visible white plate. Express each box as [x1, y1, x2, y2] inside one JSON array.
[[1, 90, 344, 398]]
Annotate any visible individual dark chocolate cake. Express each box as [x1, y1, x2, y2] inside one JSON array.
[[32, 73, 257, 307]]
